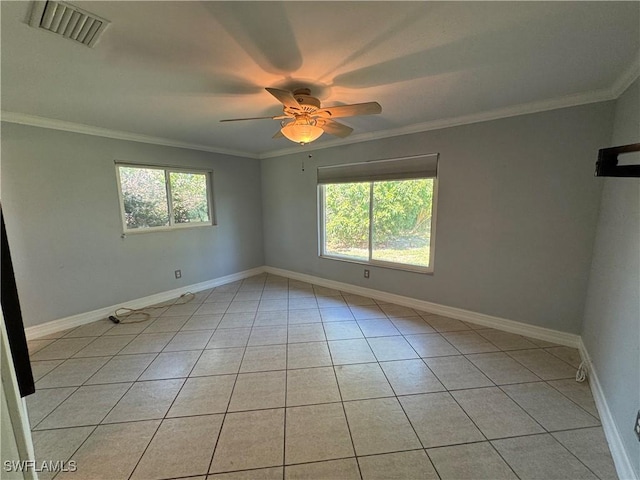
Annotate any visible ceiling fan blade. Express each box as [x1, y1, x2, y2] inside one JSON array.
[[272, 130, 284, 139], [220, 114, 293, 122], [315, 102, 382, 119], [318, 119, 354, 138], [220, 116, 279, 122], [265, 88, 302, 111]]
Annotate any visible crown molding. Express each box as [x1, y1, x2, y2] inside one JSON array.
[[260, 56, 639, 159], [0, 111, 259, 159], [259, 86, 617, 159], [3, 55, 636, 161], [610, 54, 640, 98]]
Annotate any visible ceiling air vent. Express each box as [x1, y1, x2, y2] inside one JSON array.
[[29, 1, 110, 48]]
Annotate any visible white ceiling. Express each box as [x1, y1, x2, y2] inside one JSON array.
[[2, 1, 639, 158]]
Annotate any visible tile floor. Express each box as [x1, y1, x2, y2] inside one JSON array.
[[25, 274, 618, 480]]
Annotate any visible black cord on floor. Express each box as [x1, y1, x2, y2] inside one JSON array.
[[109, 292, 196, 324]]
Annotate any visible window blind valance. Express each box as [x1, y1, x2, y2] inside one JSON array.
[[317, 153, 439, 184]]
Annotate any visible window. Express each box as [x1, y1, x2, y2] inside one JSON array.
[[116, 164, 214, 232], [318, 154, 438, 272]]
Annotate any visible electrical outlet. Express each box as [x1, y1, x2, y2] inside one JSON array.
[[364, 269, 370, 279], [635, 410, 640, 441], [175, 270, 182, 279]]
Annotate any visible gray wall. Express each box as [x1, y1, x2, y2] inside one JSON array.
[[582, 79, 640, 477], [262, 102, 614, 333], [1, 124, 264, 327]]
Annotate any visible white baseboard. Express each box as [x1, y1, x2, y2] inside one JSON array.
[[265, 266, 581, 348], [27, 264, 580, 348], [578, 339, 638, 480], [25, 266, 266, 340]]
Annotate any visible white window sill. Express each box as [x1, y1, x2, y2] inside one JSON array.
[[122, 222, 214, 235], [319, 254, 433, 275]]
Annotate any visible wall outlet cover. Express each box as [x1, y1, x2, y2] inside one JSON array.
[[175, 270, 182, 279]]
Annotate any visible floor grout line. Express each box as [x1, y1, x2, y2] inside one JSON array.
[[322, 308, 364, 480], [282, 285, 290, 478], [206, 280, 259, 477]]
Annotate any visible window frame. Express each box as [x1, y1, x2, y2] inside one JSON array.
[[317, 176, 438, 275], [115, 162, 215, 234]]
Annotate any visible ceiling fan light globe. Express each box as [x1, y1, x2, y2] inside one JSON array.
[[280, 123, 323, 144]]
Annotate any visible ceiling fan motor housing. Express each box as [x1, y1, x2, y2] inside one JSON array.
[[289, 88, 321, 114]]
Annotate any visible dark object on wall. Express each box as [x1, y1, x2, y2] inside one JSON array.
[[1, 206, 35, 397], [595, 143, 640, 177]]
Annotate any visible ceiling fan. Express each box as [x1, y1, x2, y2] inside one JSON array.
[[220, 88, 382, 145]]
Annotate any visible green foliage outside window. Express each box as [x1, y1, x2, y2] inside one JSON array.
[[324, 183, 370, 248], [372, 180, 433, 247], [324, 179, 433, 248], [120, 167, 169, 229], [323, 178, 434, 267], [119, 166, 210, 230], [170, 172, 209, 224]]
